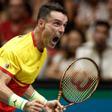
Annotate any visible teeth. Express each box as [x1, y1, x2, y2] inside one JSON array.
[[51, 40, 56, 45]]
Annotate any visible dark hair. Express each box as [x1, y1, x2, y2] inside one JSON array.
[[94, 20, 110, 30], [37, 2, 67, 22]]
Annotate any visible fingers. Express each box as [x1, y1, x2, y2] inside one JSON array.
[[24, 100, 45, 112], [55, 107, 65, 112], [34, 100, 45, 107], [55, 100, 63, 108], [53, 100, 64, 111], [46, 100, 65, 112], [54, 106, 66, 112]]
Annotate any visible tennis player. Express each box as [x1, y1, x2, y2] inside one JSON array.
[[0, 2, 68, 112]]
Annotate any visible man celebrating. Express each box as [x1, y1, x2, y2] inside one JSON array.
[[0, 2, 68, 112]]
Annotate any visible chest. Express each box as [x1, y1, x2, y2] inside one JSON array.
[[16, 48, 47, 83]]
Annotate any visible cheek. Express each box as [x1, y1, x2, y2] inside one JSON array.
[[43, 34, 52, 46], [41, 31, 49, 45], [44, 25, 55, 37], [43, 36, 49, 45], [47, 24, 58, 34]]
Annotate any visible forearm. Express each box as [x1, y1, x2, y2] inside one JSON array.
[[24, 85, 47, 104], [0, 83, 14, 103], [0, 82, 28, 110], [0, 71, 29, 110], [24, 85, 35, 99], [0, 71, 14, 104]]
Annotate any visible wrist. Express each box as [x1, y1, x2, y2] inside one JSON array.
[[8, 94, 28, 110], [29, 90, 47, 104]]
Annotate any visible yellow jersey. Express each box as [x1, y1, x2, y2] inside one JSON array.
[[0, 32, 47, 85]]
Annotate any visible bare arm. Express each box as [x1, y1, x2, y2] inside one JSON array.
[[0, 70, 45, 112], [24, 85, 48, 104], [24, 85, 35, 99], [0, 70, 14, 104]]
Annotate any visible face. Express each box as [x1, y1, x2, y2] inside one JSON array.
[[40, 11, 68, 48], [8, 0, 26, 21], [93, 25, 109, 45], [68, 30, 82, 52]]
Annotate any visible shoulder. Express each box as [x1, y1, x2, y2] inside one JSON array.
[[1, 32, 32, 54]]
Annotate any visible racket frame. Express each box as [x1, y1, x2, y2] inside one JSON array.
[[57, 57, 100, 106]]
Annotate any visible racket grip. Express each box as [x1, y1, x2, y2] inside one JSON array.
[[57, 91, 62, 101], [64, 102, 74, 108]]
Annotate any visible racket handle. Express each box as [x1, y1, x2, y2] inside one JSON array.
[[64, 102, 74, 108], [57, 91, 62, 101]]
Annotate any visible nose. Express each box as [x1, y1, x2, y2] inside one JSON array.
[[59, 25, 65, 36]]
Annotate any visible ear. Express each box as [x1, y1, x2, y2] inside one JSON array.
[[38, 19, 46, 29]]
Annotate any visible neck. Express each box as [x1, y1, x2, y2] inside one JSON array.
[[33, 27, 44, 52]]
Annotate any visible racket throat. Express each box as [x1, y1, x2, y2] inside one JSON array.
[[57, 90, 62, 101], [64, 102, 75, 108]]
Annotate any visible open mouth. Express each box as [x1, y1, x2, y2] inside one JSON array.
[[52, 36, 59, 43], [49, 36, 60, 48]]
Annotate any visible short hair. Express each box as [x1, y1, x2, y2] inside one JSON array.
[[94, 20, 110, 30], [37, 2, 67, 22]]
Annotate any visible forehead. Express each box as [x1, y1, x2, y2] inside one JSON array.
[[48, 11, 68, 23]]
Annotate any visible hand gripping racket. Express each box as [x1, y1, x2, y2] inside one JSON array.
[[56, 57, 100, 111]]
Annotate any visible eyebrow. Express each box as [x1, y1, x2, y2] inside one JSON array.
[[52, 19, 67, 25], [52, 19, 62, 22]]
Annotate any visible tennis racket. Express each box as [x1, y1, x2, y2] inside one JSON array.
[[56, 57, 100, 111], [42, 57, 100, 112]]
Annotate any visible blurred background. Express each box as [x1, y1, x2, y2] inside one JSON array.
[[0, 0, 112, 112]]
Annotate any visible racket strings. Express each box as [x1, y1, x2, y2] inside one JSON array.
[[76, 78, 97, 102], [63, 74, 97, 102], [62, 69, 82, 102], [62, 59, 99, 103], [62, 76, 75, 99], [62, 70, 97, 102]]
